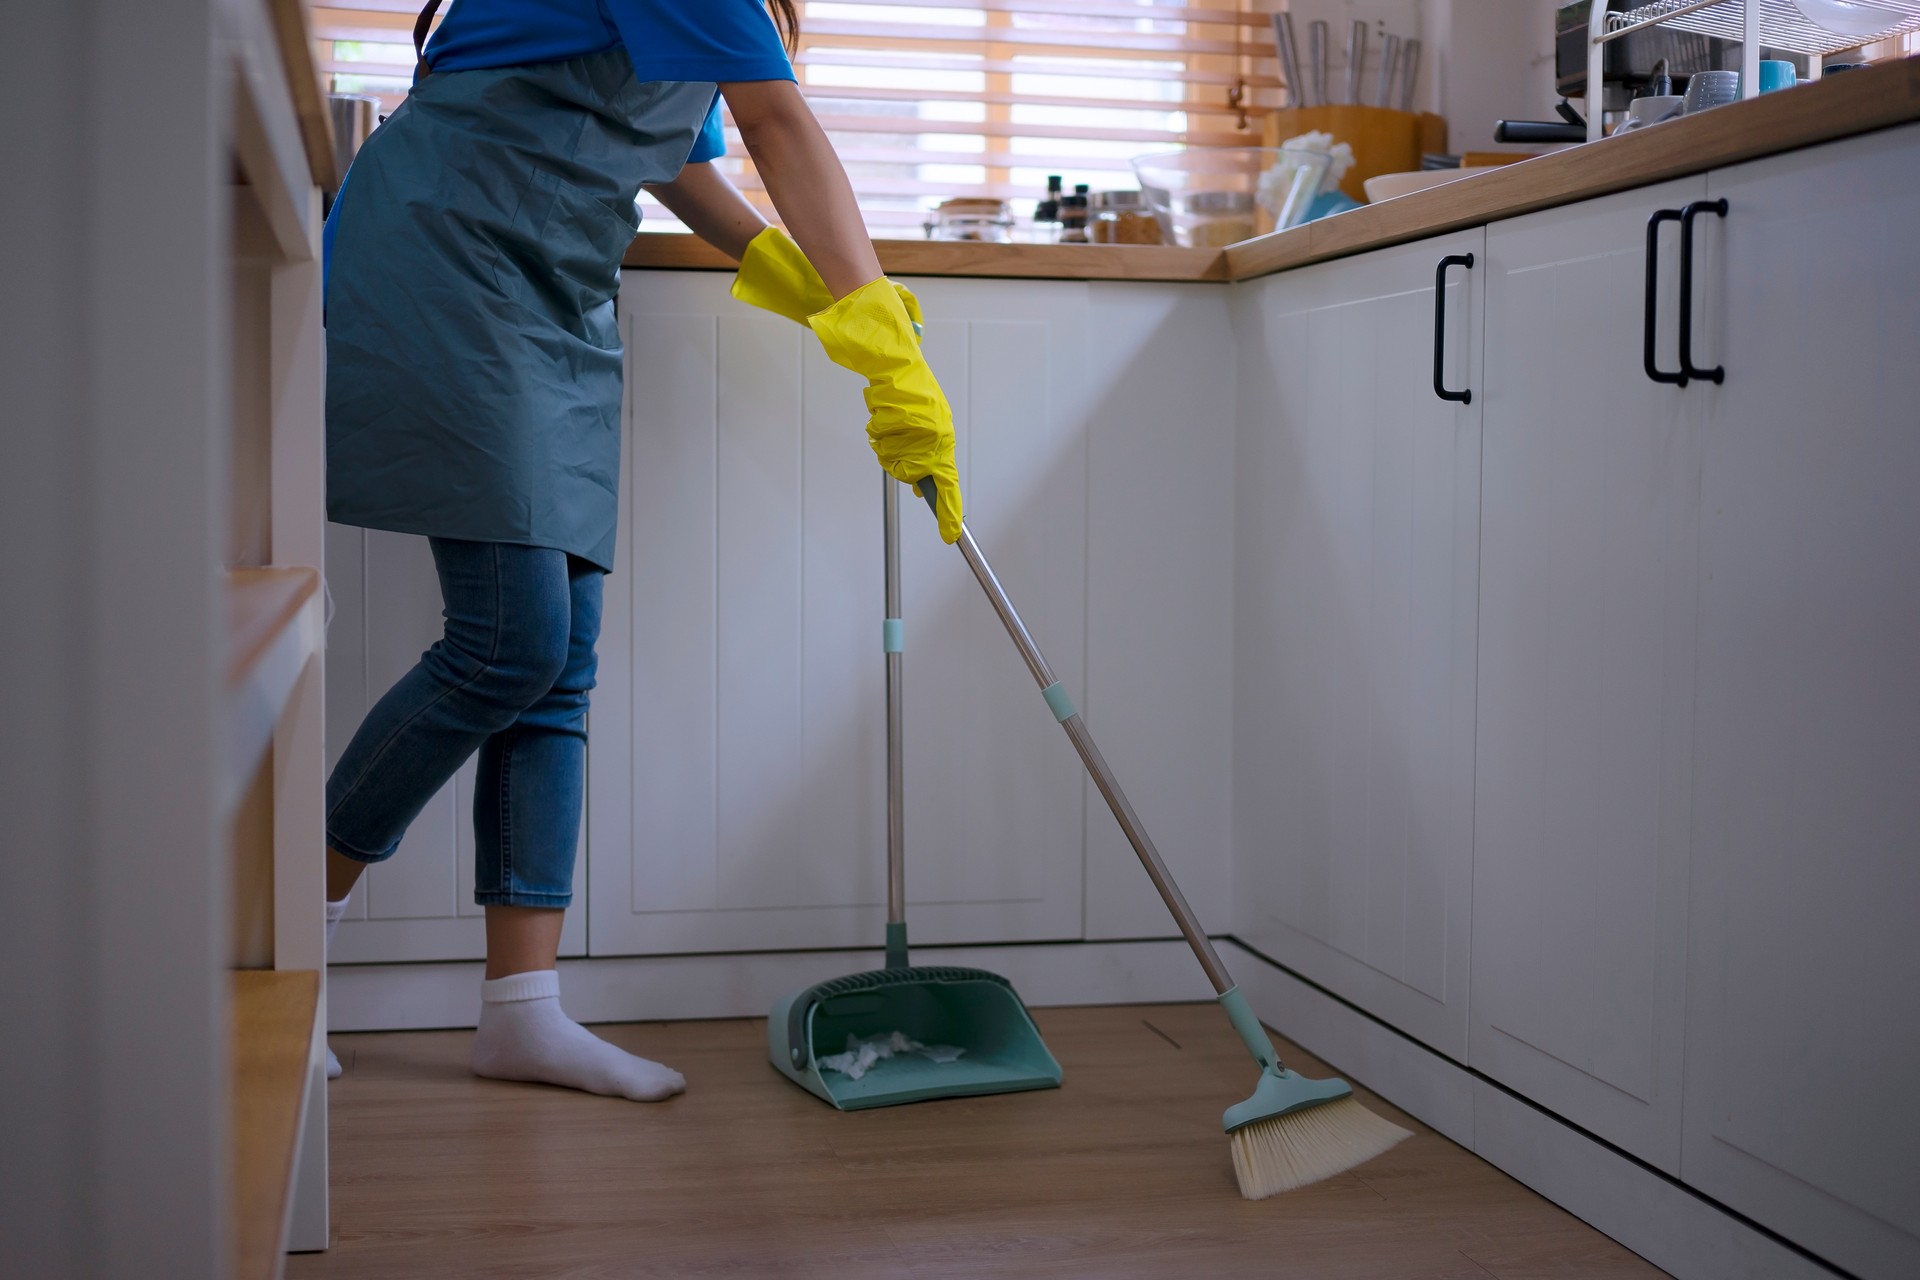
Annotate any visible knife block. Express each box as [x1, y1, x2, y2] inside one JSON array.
[[1263, 106, 1450, 202]]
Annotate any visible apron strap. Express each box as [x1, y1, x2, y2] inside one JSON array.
[[412, 0, 442, 85]]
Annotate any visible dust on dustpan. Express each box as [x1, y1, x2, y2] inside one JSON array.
[[817, 1030, 967, 1080]]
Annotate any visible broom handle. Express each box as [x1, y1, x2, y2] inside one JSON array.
[[884, 473, 908, 964], [916, 480, 1236, 995]]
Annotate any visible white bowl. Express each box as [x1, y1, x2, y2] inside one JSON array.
[[1362, 167, 1500, 204], [1629, 94, 1685, 126]]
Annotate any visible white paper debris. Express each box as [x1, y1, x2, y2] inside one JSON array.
[[817, 1030, 967, 1079], [915, 1044, 966, 1064]]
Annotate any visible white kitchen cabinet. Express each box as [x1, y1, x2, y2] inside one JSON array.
[[1231, 228, 1483, 1060], [589, 272, 1089, 956], [324, 522, 588, 962], [1679, 125, 1920, 1280], [1471, 176, 1707, 1172]]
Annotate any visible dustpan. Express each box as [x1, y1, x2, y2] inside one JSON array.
[[767, 474, 1062, 1110]]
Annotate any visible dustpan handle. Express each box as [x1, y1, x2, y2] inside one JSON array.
[[913, 479, 1236, 997]]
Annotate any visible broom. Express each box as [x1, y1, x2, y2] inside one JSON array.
[[915, 479, 1412, 1198]]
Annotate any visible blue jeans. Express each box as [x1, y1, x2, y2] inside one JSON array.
[[324, 538, 603, 908]]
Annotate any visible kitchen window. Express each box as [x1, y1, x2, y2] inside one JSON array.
[[312, 0, 1283, 234]]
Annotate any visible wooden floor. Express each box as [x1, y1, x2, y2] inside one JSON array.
[[292, 1004, 1666, 1279]]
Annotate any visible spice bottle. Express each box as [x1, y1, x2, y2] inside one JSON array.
[[1032, 174, 1063, 244], [1060, 183, 1091, 243]]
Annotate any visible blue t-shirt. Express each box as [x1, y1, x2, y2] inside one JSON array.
[[424, 0, 793, 162]]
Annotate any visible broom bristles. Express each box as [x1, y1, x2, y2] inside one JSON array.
[[1229, 1094, 1412, 1200]]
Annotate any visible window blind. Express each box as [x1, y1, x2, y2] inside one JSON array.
[[311, 0, 1284, 234]]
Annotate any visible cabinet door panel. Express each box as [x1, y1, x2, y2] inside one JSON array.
[[1082, 283, 1236, 939], [324, 524, 585, 962], [1685, 126, 1920, 1279], [1472, 177, 1706, 1170], [1232, 228, 1482, 1058], [712, 313, 809, 911], [590, 273, 1087, 956], [901, 313, 1087, 922]]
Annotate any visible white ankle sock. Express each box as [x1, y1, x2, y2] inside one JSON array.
[[470, 969, 685, 1102], [324, 896, 350, 1080]]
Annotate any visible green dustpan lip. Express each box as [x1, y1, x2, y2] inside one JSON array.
[[1223, 1067, 1353, 1133]]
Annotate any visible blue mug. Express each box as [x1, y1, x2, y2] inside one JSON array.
[[1759, 60, 1798, 93]]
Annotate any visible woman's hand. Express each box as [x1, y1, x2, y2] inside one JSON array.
[[720, 79, 962, 541], [808, 280, 962, 543], [731, 226, 922, 330]]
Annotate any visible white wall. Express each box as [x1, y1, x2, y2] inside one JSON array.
[[1424, 0, 1561, 153], [0, 2, 231, 1278], [1261, 0, 1561, 154]]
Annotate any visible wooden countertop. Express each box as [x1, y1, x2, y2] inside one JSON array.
[[623, 233, 1228, 283], [623, 58, 1919, 286]]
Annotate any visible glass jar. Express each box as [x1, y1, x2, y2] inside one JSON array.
[[924, 198, 1016, 243], [1089, 189, 1162, 245]]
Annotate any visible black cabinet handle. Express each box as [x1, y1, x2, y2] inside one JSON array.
[[1679, 198, 1728, 385], [1644, 208, 1687, 387], [1433, 252, 1474, 404]]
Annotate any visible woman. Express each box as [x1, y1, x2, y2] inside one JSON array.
[[320, 0, 962, 1098]]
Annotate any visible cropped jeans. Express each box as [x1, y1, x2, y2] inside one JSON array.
[[324, 538, 602, 908]]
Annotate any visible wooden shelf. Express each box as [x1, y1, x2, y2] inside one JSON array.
[[230, 968, 320, 1280], [225, 567, 322, 806], [265, 0, 339, 192], [226, 566, 320, 690], [227, 0, 325, 260]]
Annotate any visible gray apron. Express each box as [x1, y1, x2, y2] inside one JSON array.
[[324, 48, 715, 571]]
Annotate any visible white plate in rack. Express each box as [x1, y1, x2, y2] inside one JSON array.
[[1793, 0, 1908, 38]]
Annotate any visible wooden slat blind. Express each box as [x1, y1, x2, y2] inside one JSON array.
[[310, 0, 1282, 233]]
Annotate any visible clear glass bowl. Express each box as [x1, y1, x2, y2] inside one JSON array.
[[924, 198, 1017, 244], [1130, 147, 1333, 248]]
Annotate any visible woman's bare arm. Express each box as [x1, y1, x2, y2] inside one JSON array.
[[642, 161, 767, 261], [718, 79, 883, 299]]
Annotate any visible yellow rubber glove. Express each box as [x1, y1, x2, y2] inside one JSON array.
[[730, 226, 923, 329], [807, 277, 964, 543]]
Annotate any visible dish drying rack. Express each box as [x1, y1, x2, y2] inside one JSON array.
[[1585, 0, 1920, 139]]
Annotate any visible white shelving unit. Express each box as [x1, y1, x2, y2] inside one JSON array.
[[1586, 0, 1920, 139]]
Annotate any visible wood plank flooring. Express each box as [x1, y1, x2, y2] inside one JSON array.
[[292, 1003, 1665, 1279]]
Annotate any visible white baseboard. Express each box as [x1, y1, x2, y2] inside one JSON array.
[[327, 938, 1217, 1033], [1222, 941, 1842, 1280]]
